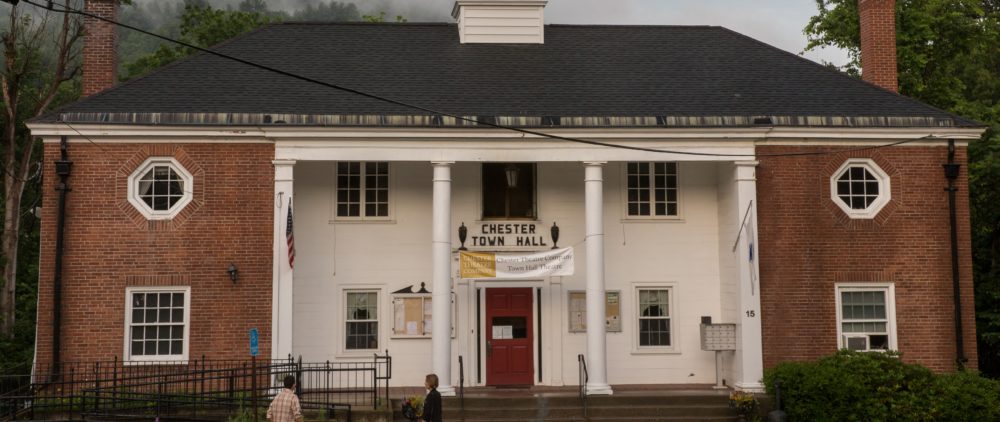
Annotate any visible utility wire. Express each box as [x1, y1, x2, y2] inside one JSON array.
[[23, 0, 951, 158]]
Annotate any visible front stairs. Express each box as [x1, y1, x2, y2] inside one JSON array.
[[392, 388, 744, 421]]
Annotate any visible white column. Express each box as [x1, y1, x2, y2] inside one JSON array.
[[584, 162, 613, 395], [431, 162, 456, 396], [272, 160, 296, 361], [734, 161, 764, 392]]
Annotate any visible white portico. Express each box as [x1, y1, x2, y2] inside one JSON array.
[[271, 128, 766, 393]]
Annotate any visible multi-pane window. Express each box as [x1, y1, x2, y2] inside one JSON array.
[[835, 166, 880, 210], [626, 162, 678, 217], [336, 162, 389, 218], [346, 291, 379, 350], [637, 288, 672, 347], [125, 287, 189, 361], [830, 159, 890, 219], [837, 285, 895, 352], [138, 166, 185, 211], [482, 163, 536, 219], [128, 158, 193, 220]]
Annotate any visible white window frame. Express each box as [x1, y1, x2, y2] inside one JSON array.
[[127, 157, 194, 220], [829, 159, 891, 219], [631, 283, 679, 354], [123, 286, 191, 363], [333, 162, 393, 222], [621, 162, 682, 220], [835, 283, 897, 352], [343, 289, 381, 352]]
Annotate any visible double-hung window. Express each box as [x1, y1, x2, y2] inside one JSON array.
[[345, 291, 379, 350], [336, 162, 390, 219], [625, 162, 679, 218], [125, 287, 190, 362], [836, 284, 896, 351], [636, 287, 673, 349]]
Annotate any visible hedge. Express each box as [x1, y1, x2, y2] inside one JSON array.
[[763, 350, 1000, 422]]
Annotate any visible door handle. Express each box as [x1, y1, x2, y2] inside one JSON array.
[[487, 340, 493, 357]]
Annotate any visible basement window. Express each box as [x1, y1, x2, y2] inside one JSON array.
[[127, 157, 194, 220], [830, 159, 890, 219]]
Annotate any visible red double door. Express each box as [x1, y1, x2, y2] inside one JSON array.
[[485, 288, 534, 386]]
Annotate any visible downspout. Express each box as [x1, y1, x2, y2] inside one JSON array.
[[943, 139, 967, 369], [52, 135, 72, 380]]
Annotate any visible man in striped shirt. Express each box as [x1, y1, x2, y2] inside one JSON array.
[[267, 375, 303, 422]]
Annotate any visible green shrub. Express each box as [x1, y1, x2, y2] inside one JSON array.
[[763, 350, 1000, 421]]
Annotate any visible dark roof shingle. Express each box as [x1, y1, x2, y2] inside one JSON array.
[[40, 23, 979, 127]]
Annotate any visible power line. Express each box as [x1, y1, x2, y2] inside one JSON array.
[[23, 0, 949, 158]]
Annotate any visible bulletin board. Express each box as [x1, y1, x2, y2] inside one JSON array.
[[568, 291, 622, 333], [391, 294, 455, 338]]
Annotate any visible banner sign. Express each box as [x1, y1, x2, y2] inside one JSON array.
[[460, 247, 574, 279]]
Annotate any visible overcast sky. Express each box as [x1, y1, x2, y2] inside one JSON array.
[[263, 0, 851, 66]]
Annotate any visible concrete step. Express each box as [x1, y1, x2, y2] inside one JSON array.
[[391, 393, 739, 421]]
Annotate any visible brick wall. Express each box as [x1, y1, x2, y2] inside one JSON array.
[[859, 0, 898, 92], [35, 142, 275, 365], [757, 145, 977, 372], [82, 0, 118, 97]]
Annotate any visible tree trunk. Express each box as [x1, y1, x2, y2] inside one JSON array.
[[1, 173, 23, 337]]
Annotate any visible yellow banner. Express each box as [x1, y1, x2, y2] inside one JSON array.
[[460, 251, 497, 278]]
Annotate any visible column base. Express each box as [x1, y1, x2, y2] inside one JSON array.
[[734, 381, 765, 393], [437, 385, 457, 397], [585, 382, 613, 396]]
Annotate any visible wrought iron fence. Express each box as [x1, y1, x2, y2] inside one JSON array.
[[0, 352, 391, 421]]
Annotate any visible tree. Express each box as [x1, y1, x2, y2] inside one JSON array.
[[805, 0, 1000, 376], [124, 4, 272, 79], [292, 1, 361, 22], [362, 11, 407, 23], [0, 1, 85, 339]]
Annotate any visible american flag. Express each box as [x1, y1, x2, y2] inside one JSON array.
[[286, 198, 295, 269]]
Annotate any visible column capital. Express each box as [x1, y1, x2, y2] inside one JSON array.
[[431, 161, 455, 167], [272, 159, 297, 167], [583, 161, 607, 166], [733, 160, 760, 167]]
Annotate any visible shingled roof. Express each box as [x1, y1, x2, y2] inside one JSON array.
[[39, 22, 979, 128]]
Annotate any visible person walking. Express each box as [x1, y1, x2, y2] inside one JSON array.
[[421, 374, 443, 422], [267, 375, 303, 422]]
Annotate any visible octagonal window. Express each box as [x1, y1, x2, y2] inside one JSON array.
[[830, 159, 890, 219], [128, 158, 193, 220]]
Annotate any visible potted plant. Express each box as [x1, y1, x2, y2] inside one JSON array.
[[401, 395, 424, 422], [729, 390, 761, 422]]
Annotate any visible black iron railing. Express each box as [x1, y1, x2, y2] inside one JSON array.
[[457, 355, 465, 415], [578, 354, 588, 418], [0, 352, 391, 421]]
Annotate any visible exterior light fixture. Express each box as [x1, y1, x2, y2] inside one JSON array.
[[550, 222, 560, 249], [458, 222, 468, 250], [227, 263, 239, 283], [505, 164, 520, 189]]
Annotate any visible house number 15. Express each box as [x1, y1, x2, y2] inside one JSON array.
[[745, 310, 756, 317]]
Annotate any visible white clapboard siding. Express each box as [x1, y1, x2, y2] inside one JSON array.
[[453, 1, 547, 44]]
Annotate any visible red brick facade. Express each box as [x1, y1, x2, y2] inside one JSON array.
[[757, 145, 977, 371], [35, 142, 275, 365], [82, 0, 118, 97], [859, 0, 898, 92]]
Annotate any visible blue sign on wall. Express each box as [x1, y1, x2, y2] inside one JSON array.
[[249, 328, 259, 357]]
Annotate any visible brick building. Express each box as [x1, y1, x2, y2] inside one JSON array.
[[28, 0, 983, 393]]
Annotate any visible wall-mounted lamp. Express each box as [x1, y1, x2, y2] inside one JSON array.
[[458, 222, 468, 250], [227, 263, 239, 284], [505, 164, 520, 189]]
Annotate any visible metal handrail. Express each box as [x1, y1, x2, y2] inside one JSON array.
[[457, 355, 465, 414], [578, 354, 588, 418]]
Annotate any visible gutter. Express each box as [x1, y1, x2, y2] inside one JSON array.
[[944, 139, 967, 369], [52, 135, 72, 380]]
